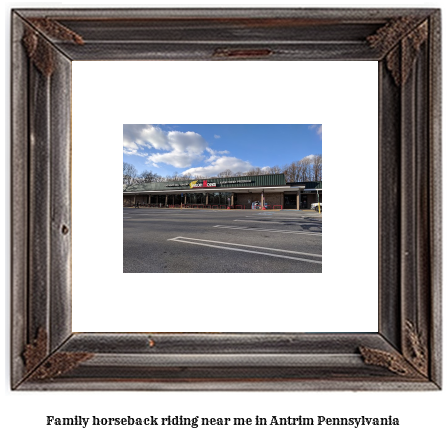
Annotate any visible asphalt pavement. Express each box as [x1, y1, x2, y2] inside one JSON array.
[[123, 208, 322, 273]]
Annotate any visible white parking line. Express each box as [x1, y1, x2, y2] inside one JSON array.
[[253, 214, 318, 219], [123, 214, 191, 217], [236, 219, 289, 224], [168, 237, 322, 264], [237, 219, 321, 226], [170, 236, 321, 257], [245, 216, 320, 222], [214, 225, 322, 236]]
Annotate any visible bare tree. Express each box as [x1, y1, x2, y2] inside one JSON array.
[[173, 171, 187, 181], [300, 156, 312, 181], [270, 165, 282, 174], [296, 161, 304, 181], [244, 167, 262, 176], [311, 154, 322, 181], [123, 162, 138, 188], [218, 169, 233, 178], [260, 166, 271, 175], [139, 170, 161, 183], [281, 155, 322, 183], [283, 162, 299, 182]]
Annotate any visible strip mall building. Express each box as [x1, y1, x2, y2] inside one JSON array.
[[123, 174, 322, 210]]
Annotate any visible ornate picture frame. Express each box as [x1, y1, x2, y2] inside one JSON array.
[[11, 8, 441, 390]]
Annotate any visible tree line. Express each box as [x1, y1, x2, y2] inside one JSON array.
[[123, 154, 322, 188]]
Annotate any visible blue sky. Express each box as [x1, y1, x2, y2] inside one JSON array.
[[123, 124, 322, 177]]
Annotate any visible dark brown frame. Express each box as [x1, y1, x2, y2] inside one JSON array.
[[11, 8, 441, 390]]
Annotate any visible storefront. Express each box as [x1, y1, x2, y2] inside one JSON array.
[[123, 174, 322, 210]]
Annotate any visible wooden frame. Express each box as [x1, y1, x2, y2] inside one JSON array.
[[11, 8, 441, 390]]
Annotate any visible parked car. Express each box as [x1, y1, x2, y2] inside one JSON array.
[[311, 202, 322, 212]]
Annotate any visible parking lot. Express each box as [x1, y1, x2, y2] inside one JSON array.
[[123, 208, 322, 273]]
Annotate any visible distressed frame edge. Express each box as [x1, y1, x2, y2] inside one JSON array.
[[11, 11, 29, 389], [15, 332, 439, 391], [10, 7, 442, 390], [428, 9, 442, 388]]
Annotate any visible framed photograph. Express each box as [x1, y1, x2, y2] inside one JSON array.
[[121, 124, 324, 275], [11, 8, 441, 390]]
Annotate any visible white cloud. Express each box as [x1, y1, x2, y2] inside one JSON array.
[[147, 150, 203, 168], [122, 148, 148, 158], [183, 156, 254, 177], [206, 147, 229, 155], [123, 124, 208, 168], [309, 124, 322, 137], [204, 147, 230, 163], [123, 124, 170, 156], [214, 134, 221, 139], [123, 125, 258, 175]]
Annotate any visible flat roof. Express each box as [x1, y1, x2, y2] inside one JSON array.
[[124, 173, 287, 193], [124, 174, 322, 194]]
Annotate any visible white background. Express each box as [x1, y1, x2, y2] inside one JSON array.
[[72, 60, 378, 332], [2, 1, 445, 438]]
